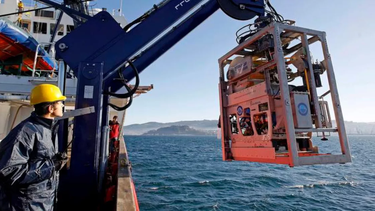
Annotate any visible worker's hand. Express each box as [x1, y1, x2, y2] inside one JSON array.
[[53, 152, 68, 171]]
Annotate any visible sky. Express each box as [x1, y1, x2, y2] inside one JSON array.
[[91, 0, 375, 125]]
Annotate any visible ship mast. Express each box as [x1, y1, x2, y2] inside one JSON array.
[[119, 0, 123, 16]]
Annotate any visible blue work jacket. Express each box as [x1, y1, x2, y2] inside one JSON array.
[[0, 112, 59, 211]]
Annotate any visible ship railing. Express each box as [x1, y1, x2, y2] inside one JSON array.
[[32, 42, 58, 78]]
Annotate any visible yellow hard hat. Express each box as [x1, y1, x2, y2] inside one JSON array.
[[30, 84, 66, 105]]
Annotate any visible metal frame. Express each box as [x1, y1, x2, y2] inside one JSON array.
[[218, 22, 351, 167], [32, 42, 58, 77], [55, 106, 95, 120]]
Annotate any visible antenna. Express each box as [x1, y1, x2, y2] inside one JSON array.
[[119, 0, 123, 16]]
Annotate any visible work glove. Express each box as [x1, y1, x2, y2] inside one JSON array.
[[53, 152, 68, 171]]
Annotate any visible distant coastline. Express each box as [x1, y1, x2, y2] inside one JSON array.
[[123, 120, 218, 136], [123, 119, 375, 136], [142, 125, 215, 136]]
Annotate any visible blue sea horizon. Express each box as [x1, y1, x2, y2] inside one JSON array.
[[125, 135, 375, 210]]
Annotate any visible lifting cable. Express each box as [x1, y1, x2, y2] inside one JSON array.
[[236, 0, 285, 44]]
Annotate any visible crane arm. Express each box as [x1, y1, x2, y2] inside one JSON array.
[[51, 0, 267, 209]]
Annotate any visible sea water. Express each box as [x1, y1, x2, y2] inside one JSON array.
[[125, 135, 375, 211]]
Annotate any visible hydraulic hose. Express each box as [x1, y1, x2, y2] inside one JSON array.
[[104, 60, 139, 111], [105, 60, 139, 98], [123, 0, 170, 32], [108, 83, 133, 111]]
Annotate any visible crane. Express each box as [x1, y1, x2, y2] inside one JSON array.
[[30, 0, 351, 209]]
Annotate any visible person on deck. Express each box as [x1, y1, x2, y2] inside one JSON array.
[[0, 84, 68, 211], [109, 116, 120, 140], [18, 1, 24, 13], [17, 0, 24, 26]]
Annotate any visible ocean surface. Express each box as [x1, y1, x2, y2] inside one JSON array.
[[125, 135, 375, 211]]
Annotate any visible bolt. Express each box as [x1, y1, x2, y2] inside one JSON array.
[[239, 4, 245, 10], [58, 43, 68, 51]]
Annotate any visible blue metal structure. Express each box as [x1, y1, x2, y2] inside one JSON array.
[[57, 61, 104, 208], [36, 0, 91, 23], [34, 0, 266, 209]]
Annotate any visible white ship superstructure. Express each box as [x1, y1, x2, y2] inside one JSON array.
[[1, 0, 127, 44], [0, 0, 129, 140]]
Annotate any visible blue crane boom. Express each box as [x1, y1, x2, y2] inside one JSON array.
[[32, 0, 267, 209]]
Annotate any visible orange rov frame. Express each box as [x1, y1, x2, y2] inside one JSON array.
[[218, 22, 351, 167]]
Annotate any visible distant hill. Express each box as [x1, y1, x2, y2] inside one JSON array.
[[124, 120, 218, 135], [340, 121, 375, 135], [123, 119, 375, 136], [142, 125, 215, 136]]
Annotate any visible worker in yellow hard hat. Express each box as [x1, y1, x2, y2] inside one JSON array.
[[0, 84, 67, 211], [18, 0, 24, 13], [17, 0, 24, 26], [18, 1, 24, 9]]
